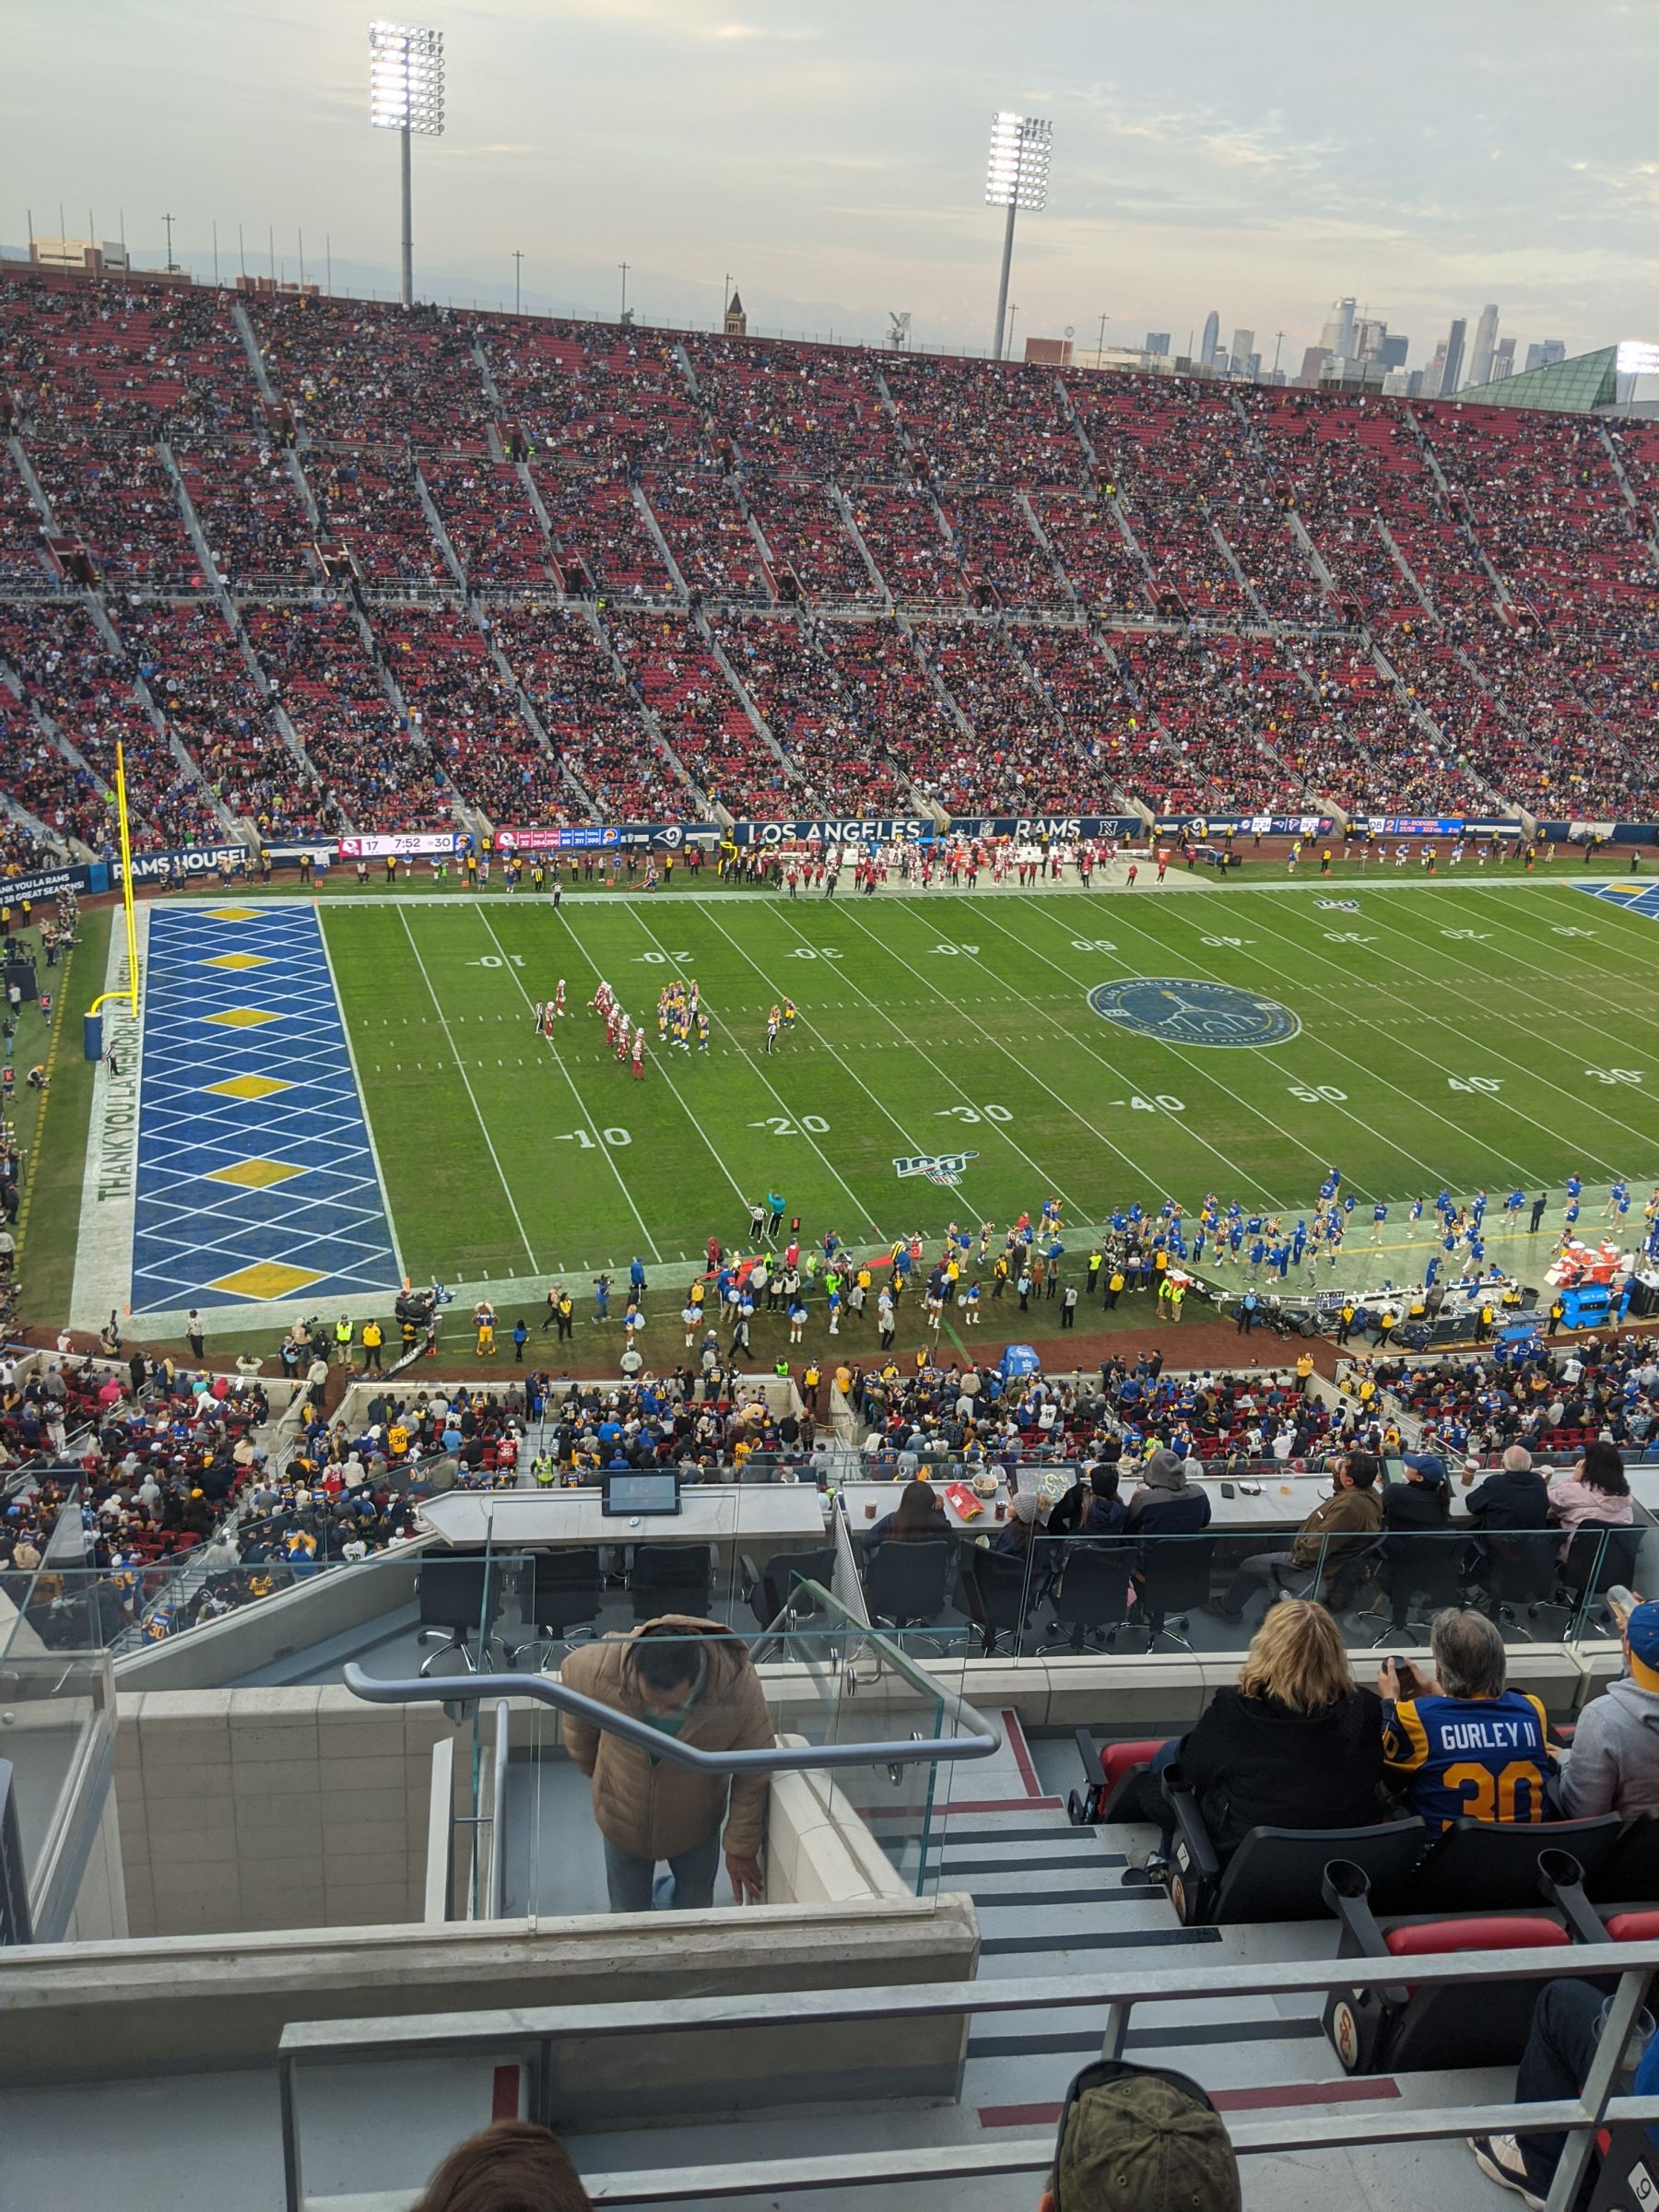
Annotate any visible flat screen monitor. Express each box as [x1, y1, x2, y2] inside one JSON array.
[[602, 1470, 682, 1518]]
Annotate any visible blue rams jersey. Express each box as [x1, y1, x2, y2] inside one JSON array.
[[1382, 1690, 1550, 1827]]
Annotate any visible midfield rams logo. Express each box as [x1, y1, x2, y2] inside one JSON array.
[[893, 1151, 980, 1187], [1086, 978, 1301, 1049]]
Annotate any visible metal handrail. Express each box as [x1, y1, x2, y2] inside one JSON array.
[[341, 1657, 1002, 1775], [276, 1941, 1659, 2212]]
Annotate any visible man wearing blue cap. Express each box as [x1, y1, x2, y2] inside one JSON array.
[[1557, 1594, 1659, 1819], [1371, 1453, 1453, 1632]]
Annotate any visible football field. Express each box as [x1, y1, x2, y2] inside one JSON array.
[[309, 876, 1659, 1294]]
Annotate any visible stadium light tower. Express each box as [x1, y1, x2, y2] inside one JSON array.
[[985, 111, 1051, 361], [369, 20, 445, 308]]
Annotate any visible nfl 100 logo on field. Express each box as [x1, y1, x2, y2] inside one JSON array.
[[892, 1151, 980, 1187], [1087, 978, 1301, 1049]]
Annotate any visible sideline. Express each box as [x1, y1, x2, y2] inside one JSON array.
[[68, 903, 147, 1333]]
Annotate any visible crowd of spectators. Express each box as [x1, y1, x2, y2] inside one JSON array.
[[2, 270, 1659, 832], [249, 294, 491, 453], [29, 435, 204, 591], [311, 449, 448, 586], [483, 322, 700, 474], [422, 455, 552, 589], [708, 613, 909, 813], [644, 468, 772, 603], [746, 482, 874, 602], [0, 604, 220, 848], [0, 275, 253, 442], [369, 605, 546, 824], [0, 1349, 276, 1645], [112, 600, 327, 836], [886, 351, 1081, 487], [488, 605, 678, 820], [1105, 629, 1308, 814], [1364, 1329, 1659, 1466], [850, 1353, 1342, 1472], [688, 333, 902, 480], [242, 599, 447, 833], [910, 621, 1102, 813], [174, 441, 318, 592], [606, 612, 788, 815]]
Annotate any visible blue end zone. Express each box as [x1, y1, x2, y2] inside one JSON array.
[[132, 903, 402, 1314], [1578, 882, 1659, 922]]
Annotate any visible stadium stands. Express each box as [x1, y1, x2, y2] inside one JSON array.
[[1, 267, 1656, 837]]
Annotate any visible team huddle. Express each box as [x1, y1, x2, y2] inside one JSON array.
[[526, 974, 808, 1072]]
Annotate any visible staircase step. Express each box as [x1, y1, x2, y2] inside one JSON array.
[[927, 1822, 1092, 1846], [970, 2017, 1324, 2059], [981, 1925, 1221, 1956], [933, 1850, 1127, 1873], [966, 1884, 1144, 1907]]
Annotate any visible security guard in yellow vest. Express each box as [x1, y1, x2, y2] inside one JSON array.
[[361, 1318, 383, 1371]]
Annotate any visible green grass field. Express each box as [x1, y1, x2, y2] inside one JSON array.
[[317, 878, 1659, 1293]]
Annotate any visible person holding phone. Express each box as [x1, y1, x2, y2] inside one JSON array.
[[1378, 1608, 1551, 1828]]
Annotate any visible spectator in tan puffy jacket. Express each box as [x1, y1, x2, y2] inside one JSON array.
[[560, 1615, 774, 1913]]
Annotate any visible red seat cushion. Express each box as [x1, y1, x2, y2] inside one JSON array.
[[1385, 1917, 1570, 1958], [1102, 1738, 1171, 1785], [1606, 1912, 1659, 1942]]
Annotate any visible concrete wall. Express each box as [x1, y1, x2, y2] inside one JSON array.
[[116, 1686, 451, 1937], [765, 1760, 912, 1909], [0, 1897, 980, 2095]]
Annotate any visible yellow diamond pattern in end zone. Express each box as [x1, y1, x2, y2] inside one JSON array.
[[205, 1073, 294, 1101], [202, 906, 264, 921], [208, 1261, 325, 1301], [206, 1158, 304, 1190], [204, 1006, 279, 1029], [201, 951, 272, 971]]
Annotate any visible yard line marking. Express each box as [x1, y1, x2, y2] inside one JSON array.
[[827, 900, 1147, 1212], [1131, 893, 1547, 1185], [969, 895, 1331, 1201], [1006, 893, 1451, 1197], [1320, 888, 1659, 1150], [693, 902, 895, 1236], [473, 905, 663, 1265], [1209, 891, 1632, 1173], [316, 902, 407, 1285], [761, 898, 1101, 1210], [396, 907, 539, 1275], [601, 905, 750, 1211], [1439, 886, 1659, 1099]]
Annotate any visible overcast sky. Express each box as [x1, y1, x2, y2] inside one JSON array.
[[7, 0, 1656, 366]]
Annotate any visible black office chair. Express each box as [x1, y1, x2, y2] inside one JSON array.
[[1535, 1524, 1642, 1639], [1041, 1544, 1132, 1654], [1134, 1536, 1216, 1653], [630, 1541, 713, 1623], [417, 1556, 505, 1676], [864, 1537, 952, 1635], [1370, 1538, 1466, 1645], [508, 1548, 604, 1665], [961, 1546, 1037, 1656], [1474, 1530, 1559, 1638], [743, 1546, 839, 1633]]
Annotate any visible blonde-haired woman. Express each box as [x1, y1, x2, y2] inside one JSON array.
[[1124, 1599, 1387, 1886]]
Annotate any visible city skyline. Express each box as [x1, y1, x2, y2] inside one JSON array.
[[6, 0, 1653, 368]]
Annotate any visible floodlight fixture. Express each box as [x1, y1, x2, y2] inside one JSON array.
[[369, 20, 445, 307], [984, 112, 1051, 360], [1617, 339, 1659, 377]]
